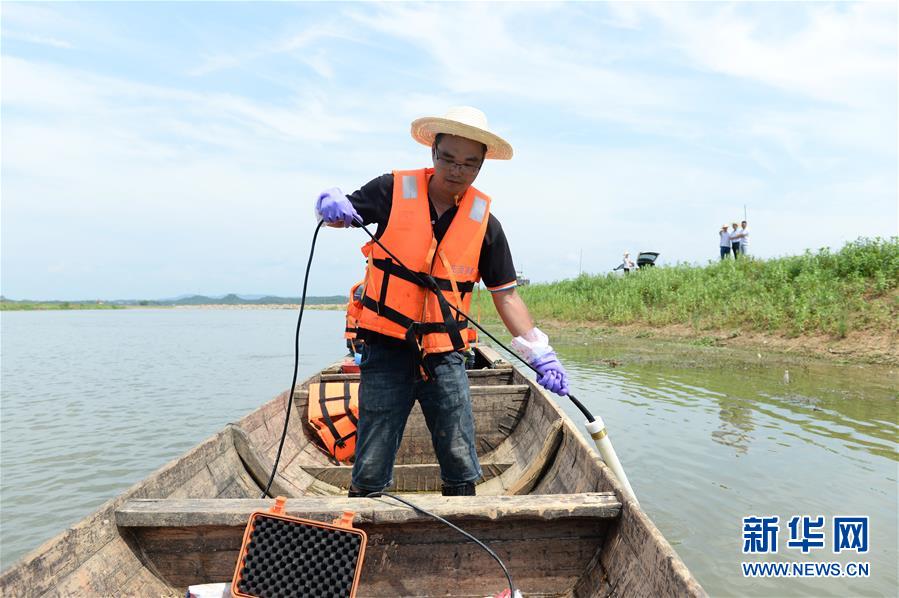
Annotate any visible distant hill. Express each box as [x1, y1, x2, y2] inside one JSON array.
[[1, 294, 348, 307], [135, 294, 348, 306], [159, 293, 347, 305]]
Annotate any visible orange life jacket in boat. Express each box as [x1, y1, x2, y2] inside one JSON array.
[[306, 382, 360, 463], [355, 168, 487, 355]]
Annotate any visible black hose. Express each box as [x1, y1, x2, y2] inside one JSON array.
[[262, 220, 518, 594], [260, 220, 325, 499], [369, 492, 517, 595], [262, 215, 596, 495], [352, 219, 596, 423]]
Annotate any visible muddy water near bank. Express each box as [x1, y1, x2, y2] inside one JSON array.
[[546, 336, 898, 597]]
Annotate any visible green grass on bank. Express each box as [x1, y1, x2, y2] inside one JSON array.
[[475, 237, 899, 338]]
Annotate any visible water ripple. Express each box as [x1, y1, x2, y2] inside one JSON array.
[[2, 312, 896, 596], [1, 309, 337, 569]]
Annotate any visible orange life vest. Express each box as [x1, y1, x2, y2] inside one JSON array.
[[306, 382, 360, 463], [344, 280, 364, 340], [355, 168, 488, 355], [344, 242, 374, 341]]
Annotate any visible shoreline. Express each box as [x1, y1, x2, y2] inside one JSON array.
[[470, 315, 898, 367], [168, 303, 346, 310], [0, 303, 348, 312], [4, 302, 894, 364], [541, 320, 899, 367]]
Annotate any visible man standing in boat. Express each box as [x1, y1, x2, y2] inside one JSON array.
[[314, 106, 569, 498]]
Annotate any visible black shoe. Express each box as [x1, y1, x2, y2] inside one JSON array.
[[348, 485, 368, 498], [441, 482, 476, 496]]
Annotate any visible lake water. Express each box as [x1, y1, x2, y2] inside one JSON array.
[[1, 309, 896, 596]]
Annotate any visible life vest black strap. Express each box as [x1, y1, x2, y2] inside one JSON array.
[[371, 258, 475, 294], [361, 295, 470, 339], [362, 295, 415, 329], [343, 381, 357, 426], [426, 275, 466, 352], [403, 325, 426, 379], [335, 430, 356, 445], [314, 385, 345, 448], [378, 258, 392, 314], [410, 322, 453, 335]]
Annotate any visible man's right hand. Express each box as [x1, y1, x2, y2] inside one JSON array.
[[316, 188, 360, 228], [531, 352, 570, 396]]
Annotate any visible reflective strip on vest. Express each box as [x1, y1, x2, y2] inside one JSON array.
[[402, 175, 418, 199], [469, 196, 487, 222]]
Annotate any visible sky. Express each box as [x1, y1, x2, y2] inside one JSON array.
[[1, 2, 897, 300]]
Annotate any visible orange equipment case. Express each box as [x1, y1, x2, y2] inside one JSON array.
[[231, 497, 367, 598]]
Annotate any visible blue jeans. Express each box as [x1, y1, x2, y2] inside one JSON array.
[[720, 246, 731, 259], [350, 342, 482, 493]]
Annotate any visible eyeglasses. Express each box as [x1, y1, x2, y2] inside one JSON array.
[[434, 146, 482, 175]]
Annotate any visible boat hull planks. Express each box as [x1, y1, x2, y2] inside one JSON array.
[[0, 345, 705, 597]]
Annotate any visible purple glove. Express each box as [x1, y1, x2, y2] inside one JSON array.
[[531, 352, 569, 396], [316, 187, 359, 228]]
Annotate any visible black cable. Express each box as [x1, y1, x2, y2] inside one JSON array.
[[263, 214, 594, 496], [260, 220, 325, 499], [352, 218, 596, 423], [368, 491, 517, 595]]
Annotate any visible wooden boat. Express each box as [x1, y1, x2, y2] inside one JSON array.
[[0, 345, 705, 597]]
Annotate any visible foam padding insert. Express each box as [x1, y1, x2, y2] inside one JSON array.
[[234, 513, 365, 598]]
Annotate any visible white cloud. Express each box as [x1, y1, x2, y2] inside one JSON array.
[[1, 3, 895, 298], [348, 1, 896, 165], [1, 3, 76, 35], [1, 55, 380, 159], [0, 51, 441, 297], [188, 27, 345, 77], [736, 105, 896, 171], [350, 3, 679, 127], [2, 31, 74, 49], [0, 2, 113, 52], [626, 2, 897, 111]]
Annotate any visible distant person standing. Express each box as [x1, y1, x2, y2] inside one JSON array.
[[614, 251, 636, 273], [739, 220, 749, 256], [730, 222, 742, 258], [719, 225, 732, 259]]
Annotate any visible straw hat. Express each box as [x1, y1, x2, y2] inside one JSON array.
[[411, 106, 513, 160]]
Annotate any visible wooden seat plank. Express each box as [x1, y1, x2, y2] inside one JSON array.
[[115, 493, 621, 528], [318, 368, 513, 385], [300, 462, 512, 491]]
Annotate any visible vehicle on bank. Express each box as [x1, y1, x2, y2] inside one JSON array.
[[636, 252, 660, 269]]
